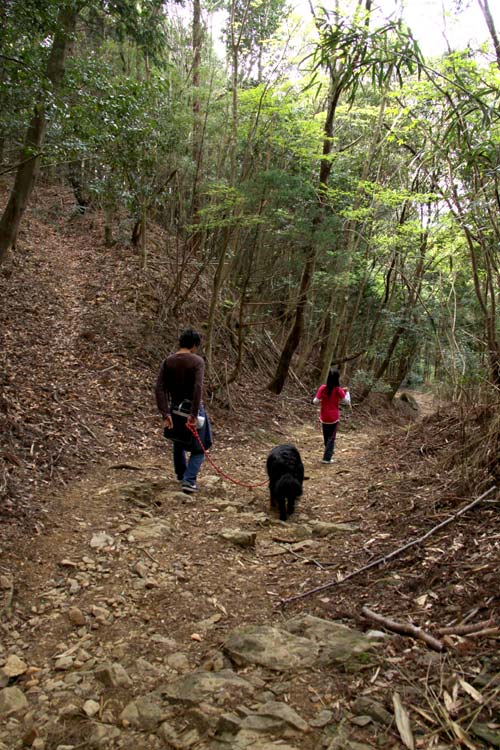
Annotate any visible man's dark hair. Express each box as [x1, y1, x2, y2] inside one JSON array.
[[179, 328, 201, 349]]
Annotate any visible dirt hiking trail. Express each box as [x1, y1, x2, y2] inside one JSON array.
[[2, 406, 499, 750], [1, 185, 498, 750]]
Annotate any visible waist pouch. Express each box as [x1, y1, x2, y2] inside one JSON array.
[[163, 404, 212, 453], [171, 400, 205, 428]]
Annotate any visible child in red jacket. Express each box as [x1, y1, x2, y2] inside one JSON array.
[[313, 368, 349, 464]]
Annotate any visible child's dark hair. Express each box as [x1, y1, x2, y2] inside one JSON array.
[[325, 367, 340, 396], [179, 328, 201, 349]]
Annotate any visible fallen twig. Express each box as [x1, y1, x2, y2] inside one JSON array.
[[138, 546, 160, 565], [279, 485, 496, 606], [108, 463, 164, 471], [456, 627, 499, 638], [279, 544, 326, 569], [437, 618, 495, 636], [361, 606, 444, 651]]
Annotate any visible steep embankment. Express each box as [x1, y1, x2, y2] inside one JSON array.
[[0, 184, 498, 749], [0, 183, 168, 526]]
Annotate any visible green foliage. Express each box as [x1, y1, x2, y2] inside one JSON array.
[[308, 5, 423, 101], [57, 55, 190, 216], [222, 0, 290, 82], [2, 0, 497, 393]]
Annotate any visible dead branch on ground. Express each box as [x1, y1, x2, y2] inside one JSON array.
[[437, 619, 495, 636], [279, 486, 497, 606], [361, 606, 444, 651]]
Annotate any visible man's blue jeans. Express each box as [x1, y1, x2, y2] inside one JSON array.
[[173, 443, 204, 484]]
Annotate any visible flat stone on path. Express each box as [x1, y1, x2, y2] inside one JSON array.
[[253, 700, 309, 731], [219, 529, 256, 548], [128, 518, 171, 541], [307, 520, 360, 536], [0, 686, 28, 717], [112, 479, 170, 504], [213, 730, 301, 750], [163, 670, 254, 704], [90, 531, 114, 548], [2, 655, 27, 677], [270, 525, 312, 543], [120, 694, 165, 730], [284, 615, 373, 668], [94, 662, 132, 688], [224, 625, 319, 671]]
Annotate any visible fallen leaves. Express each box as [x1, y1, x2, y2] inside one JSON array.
[[393, 692, 414, 750]]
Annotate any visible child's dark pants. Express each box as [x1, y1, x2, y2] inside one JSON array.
[[322, 421, 339, 461]]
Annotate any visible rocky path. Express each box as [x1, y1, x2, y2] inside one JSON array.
[[0, 416, 415, 750], [2, 406, 499, 750], [1, 188, 497, 750]]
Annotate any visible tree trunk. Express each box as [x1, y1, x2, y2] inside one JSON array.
[[204, 227, 231, 371], [131, 218, 142, 247], [268, 75, 343, 394], [140, 207, 147, 269], [0, 4, 78, 264], [204, 0, 248, 370], [188, 0, 203, 256], [104, 208, 114, 247], [478, 0, 500, 69], [268, 244, 316, 393], [68, 160, 92, 214], [386, 332, 419, 399], [359, 324, 405, 401]]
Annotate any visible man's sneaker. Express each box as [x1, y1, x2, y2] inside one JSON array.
[[321, 459, 333, 464], [181, 481, 198, 493]]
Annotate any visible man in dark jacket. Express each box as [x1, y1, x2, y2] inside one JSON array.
[[155, 328, 211, 493]]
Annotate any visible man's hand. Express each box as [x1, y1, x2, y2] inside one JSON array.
[[187, 415, 197, 428], [163, 415, 173, 429]]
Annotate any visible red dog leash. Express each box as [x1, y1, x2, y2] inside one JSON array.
[[186, 422, 268, 489]]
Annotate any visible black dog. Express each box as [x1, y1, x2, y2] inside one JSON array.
[[266, 444, 304, 521]]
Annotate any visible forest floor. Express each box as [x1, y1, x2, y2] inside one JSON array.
[[0, 182, 499, 750]]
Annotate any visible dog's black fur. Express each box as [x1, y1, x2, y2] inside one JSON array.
[[266, 444, 304, 521]]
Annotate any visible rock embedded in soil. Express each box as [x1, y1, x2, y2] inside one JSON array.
[[219, 529, 256, 548], [67, 606, 86, 626], [163, 670, 254, 704], [2, 654, 28, 677], [284, 615, 374, 668], [252, 700, 309, 732], [94, 662, 132, 687], [270, 525, 312, 543], [307, 520, 360, 536], [88, 723, 121, 747], [223, 625, 319, 671], [309, 709, 334, 728], [166, 652, 191, 672], [0, 686, 28, 717], [213, 730, 302, 750], [351, 697, 392, 726], [128, 518, 172, 542], [120, 694, 166, 730], [83, 698, 100, 717]]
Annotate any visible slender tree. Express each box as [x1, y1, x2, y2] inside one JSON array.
[[0, 2, 79, 264], [268, 2, 421, 392]]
